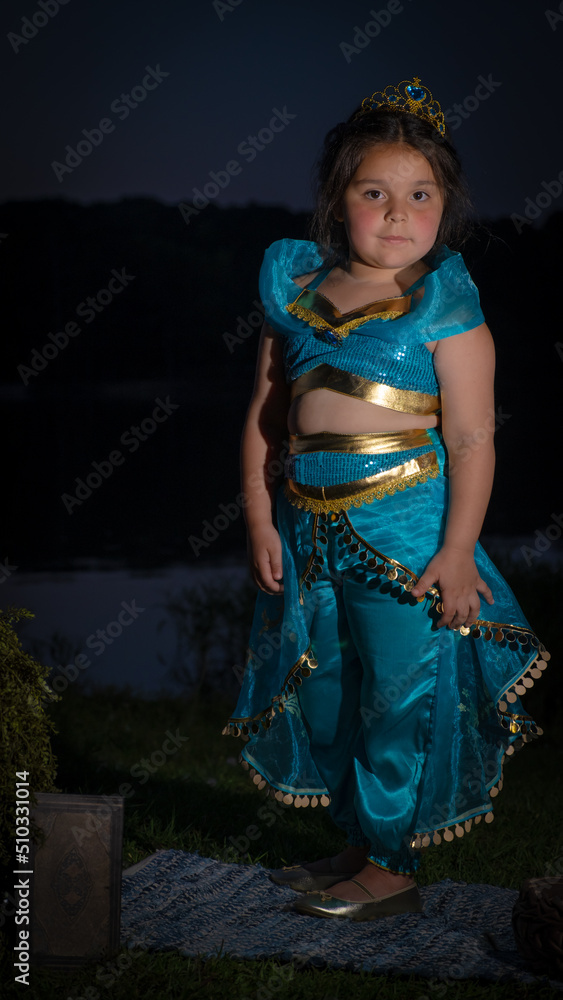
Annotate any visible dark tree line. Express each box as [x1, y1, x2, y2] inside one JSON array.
[[1, 199, 560, 566]]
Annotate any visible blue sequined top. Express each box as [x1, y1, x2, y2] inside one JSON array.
[[259, 239, 485, 399]]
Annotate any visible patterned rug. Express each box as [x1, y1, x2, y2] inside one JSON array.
[[121, 850, 563, 988]]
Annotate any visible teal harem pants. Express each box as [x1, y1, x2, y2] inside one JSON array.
[[224, 430, 548, 875]]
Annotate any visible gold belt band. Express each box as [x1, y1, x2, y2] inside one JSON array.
[[285, 452, 439, 512], [290, 364, 440, 415], [289, 428, 433, 455]]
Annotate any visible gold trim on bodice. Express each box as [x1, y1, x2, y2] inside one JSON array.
[[289, 428, 433, 455], [285, 452, 439, 513], [286, 287, 411, 340], [291, 364, 440, 415]]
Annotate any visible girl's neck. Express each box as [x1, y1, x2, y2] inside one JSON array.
[[341, 256, 428, 293]]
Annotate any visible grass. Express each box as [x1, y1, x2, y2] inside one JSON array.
[[2, 683, 562, 999]]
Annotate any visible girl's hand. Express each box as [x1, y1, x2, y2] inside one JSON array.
[[411, 546, 494, 629], [247, 523, 284, 594]]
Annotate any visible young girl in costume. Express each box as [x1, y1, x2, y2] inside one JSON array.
[[223, 77, 549, 921]]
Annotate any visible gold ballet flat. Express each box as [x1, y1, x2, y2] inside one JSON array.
[[269, 860, 365, 892], [292, 879, 423, 920]]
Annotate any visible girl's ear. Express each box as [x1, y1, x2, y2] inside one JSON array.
[[334, 202, 344, 223]]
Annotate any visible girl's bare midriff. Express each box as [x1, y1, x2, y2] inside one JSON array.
[[288, 392, 440, 436]]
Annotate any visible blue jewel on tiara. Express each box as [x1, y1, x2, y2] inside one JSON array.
[[406, 84, 426, 102], [355, 76, 446, 137]]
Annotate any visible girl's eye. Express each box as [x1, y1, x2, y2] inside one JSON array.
[[365, 189, 383, 200], [412, 191, 429, 201]]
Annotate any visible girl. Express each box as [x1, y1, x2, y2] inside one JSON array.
[[223, 78, 549, 921]]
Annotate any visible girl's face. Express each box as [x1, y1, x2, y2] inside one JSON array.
[[337, 143, 444, 274]]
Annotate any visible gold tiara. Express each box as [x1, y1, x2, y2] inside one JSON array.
[[357, 77, 445, 137]]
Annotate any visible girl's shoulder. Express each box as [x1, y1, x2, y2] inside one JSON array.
[[262, 239, 324, 278]]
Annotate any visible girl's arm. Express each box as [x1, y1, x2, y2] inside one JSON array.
[[411, 323, 496, 628], [241, 322, 290, 594]]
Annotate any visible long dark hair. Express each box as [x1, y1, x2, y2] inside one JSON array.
[[309, 106, 474, 265]]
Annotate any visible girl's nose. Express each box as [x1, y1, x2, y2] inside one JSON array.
[[384, 202, 407, 222]]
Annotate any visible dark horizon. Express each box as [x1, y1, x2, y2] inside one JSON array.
[[2, 198, 561, 569], [2, 0, 562, 224]]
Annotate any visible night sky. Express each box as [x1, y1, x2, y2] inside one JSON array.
[[2, 0, 562, 223], [2, 0, 562, 568]]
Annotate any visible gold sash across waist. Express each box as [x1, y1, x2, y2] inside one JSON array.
[[285, 452, 440, 513], [289, 428, 433, 455], [290, 364, 440, 416]]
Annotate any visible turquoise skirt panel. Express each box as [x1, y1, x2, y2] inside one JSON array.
[[224, 454, 547, 872]]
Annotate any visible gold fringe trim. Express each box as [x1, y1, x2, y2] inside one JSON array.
[[284, 464, 440, 514], [221, 646, 319, 738], [223, 508, 550, 833], [298, 508, 440, 606], [238, 756, 331, 808], [286, 301, 405, 341], [409, 647, 548, 850], [497, 645, 550, 713]]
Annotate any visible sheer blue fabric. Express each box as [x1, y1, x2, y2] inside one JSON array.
[[228, 468, 544, 873], [259, 239, 485, 348], [225, 240, 546, 875]]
